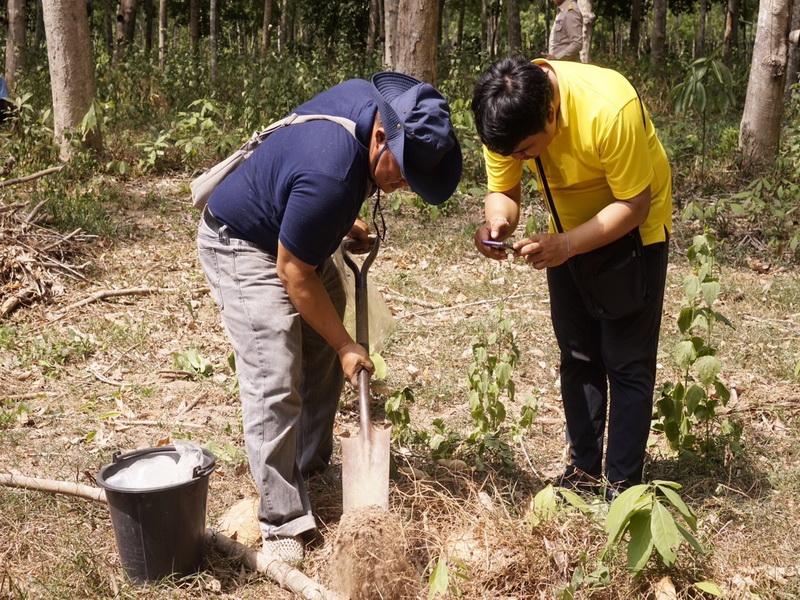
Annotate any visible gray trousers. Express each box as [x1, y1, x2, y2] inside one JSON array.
[[197, 215, 345, 538]]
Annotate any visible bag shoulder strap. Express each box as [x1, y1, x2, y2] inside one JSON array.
[[535, 87, 647, 235], [244, 113, 358, 151]]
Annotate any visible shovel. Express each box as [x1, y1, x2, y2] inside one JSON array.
[[339, 236, 391, 512]]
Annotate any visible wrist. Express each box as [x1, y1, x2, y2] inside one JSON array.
[[563, 233, 572, 258], [334, 337, 355, 355]]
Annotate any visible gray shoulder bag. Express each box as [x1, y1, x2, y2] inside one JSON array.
[[190, 113, 358, 209]]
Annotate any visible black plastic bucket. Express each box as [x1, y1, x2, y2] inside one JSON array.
[[96, 445, 216, 583]]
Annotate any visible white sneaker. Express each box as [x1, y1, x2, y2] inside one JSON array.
[[261, 535, 304, 564]]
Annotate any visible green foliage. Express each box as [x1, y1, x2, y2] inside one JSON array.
[[172, 347, 213, 379], [654, 234, 742, 457], [0, 400, 30, 430], [426, 556, 467, 598], [557, 555, 610, 600], [528, 484, 594, 528], [672, 56, 736, 178], [25, 328, 97, 376], [36, 178, 122, 236], [384, 386, 415, 444], [602, 481, 702, 573], [465, 313, 537, 469]]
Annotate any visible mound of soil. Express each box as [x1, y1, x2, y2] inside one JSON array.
[[328, 506, 418, 600]]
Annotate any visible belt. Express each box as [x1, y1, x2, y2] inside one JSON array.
[[203, 207, 224, 232]]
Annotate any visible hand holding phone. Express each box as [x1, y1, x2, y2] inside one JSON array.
[[482, 239, 514, 251]]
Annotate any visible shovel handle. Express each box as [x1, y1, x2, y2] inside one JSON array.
[[341, 236, 380, 349], [358, 368, 372, 434]]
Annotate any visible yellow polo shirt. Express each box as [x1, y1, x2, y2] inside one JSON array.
[[483, 59, 672, 246]]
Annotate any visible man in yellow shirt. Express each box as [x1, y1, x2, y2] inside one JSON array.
[[471, 56, 672, 496]]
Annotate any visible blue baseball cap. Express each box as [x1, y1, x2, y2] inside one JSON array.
[[371, 71, 462, 205]]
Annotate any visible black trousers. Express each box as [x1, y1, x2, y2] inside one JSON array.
[[547, 240, 669, 485]]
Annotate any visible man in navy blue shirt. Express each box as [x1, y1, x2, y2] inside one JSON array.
[[197, 72, 461, 562]]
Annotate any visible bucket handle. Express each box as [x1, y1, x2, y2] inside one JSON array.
[[111, 445, 174, 463], [111, 446, 213, 479], [192, 463, 215, 478]]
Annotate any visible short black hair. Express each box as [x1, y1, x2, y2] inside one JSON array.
[[471, 56, 553, 156]]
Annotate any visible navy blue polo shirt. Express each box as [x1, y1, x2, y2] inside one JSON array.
[[207, 79, 377, 266]]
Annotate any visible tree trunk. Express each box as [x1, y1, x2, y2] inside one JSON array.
[[740, 0, 792, 170], [395, 0, 439, 84], [158, 0, 167, 69], [437, 0, 445, 49], [456, 0, 465, 47], [210, 0, 218, 82], [651, 0, 667, 73], [630, 0, 642, 55], [577, 0, 595, 63], [42, 0, 102, 160], [368, 0, 380, 53], [384, 0, 399, 66], [103, 0, 114, 54], [723, 0, 740, 65], [5, 0, 26, 94], [506, 0, 522, 55], [785, 0, 800, 101], [119, 0, 138, 45], [261, 0, 274, 57], [144, 0, 154, 54], [35, 0, 46, 47], [694, 0, 708, 58], [189, 0, 200, 55], [279, 0, 290, 51]]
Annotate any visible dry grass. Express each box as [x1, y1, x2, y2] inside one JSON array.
[[1, 180, 799, 598]]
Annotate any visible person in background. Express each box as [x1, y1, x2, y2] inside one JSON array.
[[197, 72, 461, 563], [471, 56, 672, 498], [548, 0, 583, 61], [0, 77, 14, 123]]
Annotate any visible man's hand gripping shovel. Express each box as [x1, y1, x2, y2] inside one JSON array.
[[339, 236, 391, 512]]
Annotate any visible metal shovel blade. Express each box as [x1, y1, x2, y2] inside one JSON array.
[[341, 421, 391, 512]]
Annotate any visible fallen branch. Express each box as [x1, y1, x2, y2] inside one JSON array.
[[0, 288, 37, 318], [0, 473, 342, 599], [40, 228, 83, 252], [55, 285, 210, 316], [114, 419, 204, 429], [0, 473, 106, 503], [0, 165, 65, 190], [207, 530, 343, 600], [402, 292, 547, 320], [383, 290, 441, 309]]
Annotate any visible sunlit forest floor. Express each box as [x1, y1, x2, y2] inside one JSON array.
[[1, 177, 799, 598]]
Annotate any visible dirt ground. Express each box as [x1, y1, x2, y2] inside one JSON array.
[[1, 179, 799, 599]]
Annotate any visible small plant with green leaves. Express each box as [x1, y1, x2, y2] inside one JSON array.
[[464, 313, 536, 469], [672, 55, 735, 179], [527, 483, 598, 528], [172, 347, 213, 379], [426, 556, 468, 599], [603, 480, 703, 573], [28, 328, 97, 376], [653, 233, 741, 457], [384, 388, 461, 458]]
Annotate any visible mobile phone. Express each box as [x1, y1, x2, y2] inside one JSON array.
[[482, 239, 514, 250]]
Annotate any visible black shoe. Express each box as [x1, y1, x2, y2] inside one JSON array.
[[603, 480, 635, 502], [554, 465, 601, 495]]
